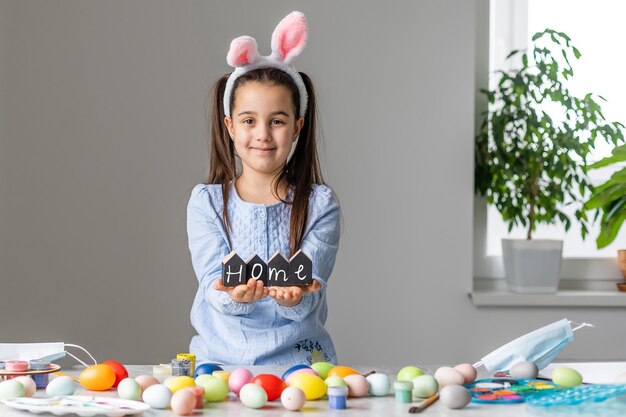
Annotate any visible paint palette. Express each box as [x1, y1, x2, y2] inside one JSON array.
[[465, 378, 557, 404], [526, 384, 626, 407]]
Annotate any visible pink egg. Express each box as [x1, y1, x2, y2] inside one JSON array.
[[285, 368, 319, 384], [343, 374, 369, 397], [281, 386, 306, 411], [229, 368, 254, 395], [170, 389, 196, 416], [453, 363, 478, 384], [135, 375, 160, 391]]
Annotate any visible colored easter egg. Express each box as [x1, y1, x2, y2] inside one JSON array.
[[13, 376, 36, 397], [165, 376, 195, 394], [101, 360, 128, 388], [397, 366, 424, 382], [552, 367, 582, 388], [325, 375, 347, 387], [171, 388, 196, 416], [79, 364, 116, 391], [366, 373, 391, 396], [343, 374, 369, 397], [281, 386, 306, 411], [510, 361, 539, 379], [0, 380, 26, 399], [229, 368, 254, 395], [412, 375, 439, 398], [285, 367, 319, 384], [288, 373, 327, 400], [142, 384, 172, 409], [195, 374, 229, 402], [281, 364, 311, 381], [327, 366, 359, 379], [252, 374, 287, 401], [212, 371, 231, 382], [117, 378, 142, 401], [194, 363, 223, 378], [184, 386, 205, 409], [239, 383, 268, 409], [434, 367, 465, 387], [135, 375, 160, 391], [46, 376, 76, 396], [310, 362, 335, 380], [454, 363, 478, 384], [439, 385, 471, 409]]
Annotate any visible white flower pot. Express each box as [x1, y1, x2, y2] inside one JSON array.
[[502, 239, 563, 293]]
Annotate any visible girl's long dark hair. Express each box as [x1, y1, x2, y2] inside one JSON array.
[[206, 68, 324, 256]]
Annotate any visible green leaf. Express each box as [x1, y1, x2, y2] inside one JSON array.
[[573, 47, 581, 59]]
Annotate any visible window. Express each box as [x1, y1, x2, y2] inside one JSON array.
[[475, 0, 625, 282]]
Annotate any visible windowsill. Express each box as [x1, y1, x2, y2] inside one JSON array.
[[470, 277, 626, 307]]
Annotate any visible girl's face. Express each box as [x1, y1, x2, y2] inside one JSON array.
[[225, 81, 304, 179]]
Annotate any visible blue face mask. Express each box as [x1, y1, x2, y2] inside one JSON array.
[[475, 319, 594, 372]]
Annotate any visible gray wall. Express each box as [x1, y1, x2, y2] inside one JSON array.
[[1, 0, 622, 367]]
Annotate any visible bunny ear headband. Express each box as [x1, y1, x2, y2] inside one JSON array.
[[223, 11, 309, 118]]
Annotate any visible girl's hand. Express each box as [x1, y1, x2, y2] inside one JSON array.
[[213, 278, 269, 303], [268, 279, 323, 307]]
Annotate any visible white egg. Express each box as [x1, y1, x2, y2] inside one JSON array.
[[439, 384, 472, 409], [366, 373, 391, 396], [434, 367, 465, 387], [510, 361, 539, 379], [12, 376, 36, 397], [142, 384, 172, 409], [46, 376, 76, 396]]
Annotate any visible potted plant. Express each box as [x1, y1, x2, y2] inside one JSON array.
[[580, 143, 626, 289], [475, 29, 625, 293]]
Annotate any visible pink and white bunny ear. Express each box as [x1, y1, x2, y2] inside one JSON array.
[[271, 11, 308, 64], [226, 36, 260, 68]]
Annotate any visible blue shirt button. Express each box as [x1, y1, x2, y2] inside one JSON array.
[[260, 211, 266, 218]]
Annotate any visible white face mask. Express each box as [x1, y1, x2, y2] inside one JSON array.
[[0, 342, 97, 367], [475, 319, 594, 372]]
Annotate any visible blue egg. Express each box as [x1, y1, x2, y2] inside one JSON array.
[[281, 364, 311, 381], [194, 363, 223, 378]]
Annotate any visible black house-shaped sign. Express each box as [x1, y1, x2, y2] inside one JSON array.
[[267, 252, 290, 287], [246, 254, 268, 286], [222, 251, 246, 287], [288, 249, 313, 286]]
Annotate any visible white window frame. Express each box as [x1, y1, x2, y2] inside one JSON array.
[[473, 0, 623, 287]]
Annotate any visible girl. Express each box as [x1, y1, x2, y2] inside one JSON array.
[[187, 11, 341, 365]]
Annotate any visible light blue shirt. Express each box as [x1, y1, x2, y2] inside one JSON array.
[[187, 182, 340, 365]]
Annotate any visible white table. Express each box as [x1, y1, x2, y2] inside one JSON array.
[[2, 364, 625, 416]]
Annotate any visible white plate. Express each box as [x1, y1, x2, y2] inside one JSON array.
[[2, 395, 150, 417]]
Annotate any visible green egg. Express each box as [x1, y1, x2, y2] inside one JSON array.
[[397, 366, 424, 382], [412, 375, 439, 398], [324, 375, 347, 387], [0, 380, 26, 399], [551, 367, 582, 388], [311, 362, 335, 380]]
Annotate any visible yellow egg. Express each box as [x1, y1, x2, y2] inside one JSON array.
[[79, 364, 116, 391], [326, 366, 359, 379], [165, 376, 196, 393], [288, 373, 327, 400]]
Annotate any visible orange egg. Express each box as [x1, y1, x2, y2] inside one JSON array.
[[326, 366, 359, 379], [79, 364, 116, 391]]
